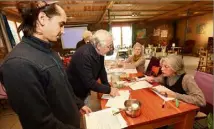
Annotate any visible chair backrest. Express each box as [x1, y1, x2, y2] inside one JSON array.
[[145, 56, 161, 76], [151, 66, 161, 76], [194, 71, 213, 105]]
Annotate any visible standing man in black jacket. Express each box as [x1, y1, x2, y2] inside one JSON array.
[[76, 30, 92, 49], [67, 30, 120, 104], [0, 1, 91, 129]]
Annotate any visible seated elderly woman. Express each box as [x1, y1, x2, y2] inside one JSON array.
[[146, 54, 206, 107], [123, 42, 145, 73]]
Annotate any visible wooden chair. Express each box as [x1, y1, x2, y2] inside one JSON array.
[[145, 56, 161, 76], [197, 50, 213, 74]]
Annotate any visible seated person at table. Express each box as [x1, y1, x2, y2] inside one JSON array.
[[123, 42, 145, 73], [146, 55, 206, 107], [76, 30, 92, 49]]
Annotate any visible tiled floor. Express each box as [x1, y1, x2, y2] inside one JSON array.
[[0, 56, 201, 129], [0, 103, 21, 129]]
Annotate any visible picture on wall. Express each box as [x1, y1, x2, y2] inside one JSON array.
[[160, 30, 168, 37], [153, 28, 160, 36], [136, 29, 146, 39], [196, 23, 206, 34]]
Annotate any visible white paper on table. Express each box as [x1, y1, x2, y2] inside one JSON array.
[[129, 81, 152, 90], [105, 91, 130, 109], [107, 68, 123, 73], [151, 85, 175, 101], [123, 69, 137, 73], [107, 68, 137, 74], [85, 108, 127, 129], [102, 90, 130, 100], [136, 77, 146, 81]]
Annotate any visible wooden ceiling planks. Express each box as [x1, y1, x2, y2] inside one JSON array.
[[146, 1, 212, 22], [98, 1, 114, 23], [0, 0, 213, 24]]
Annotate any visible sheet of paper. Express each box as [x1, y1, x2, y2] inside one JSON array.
[[123, 69, 137, 73], [129, 81, 152, 90], [151, 85, 175, 101], [107, 68, 137, 74], [136, 77, 146, 81], [102, 90, 130, 99], [105, 91, 130, 109], [85, 108, 127, 129]]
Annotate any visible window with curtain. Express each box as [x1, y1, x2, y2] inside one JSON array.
[[7, 20, 20, 44], [111, 25, 132, 49]]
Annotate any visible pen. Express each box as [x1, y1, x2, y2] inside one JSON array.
[[112, 110, 120, 116]]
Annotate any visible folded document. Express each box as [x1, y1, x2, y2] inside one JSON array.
[[151, 85, 175, 101]]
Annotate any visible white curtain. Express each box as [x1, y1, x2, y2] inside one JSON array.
[[0, 12, 12, 55]]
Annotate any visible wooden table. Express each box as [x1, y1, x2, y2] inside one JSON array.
[[100, 86, 199, 129]]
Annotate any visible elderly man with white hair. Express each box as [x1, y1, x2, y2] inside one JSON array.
[[76, 30, 92, 49], [146, 54, 206, 107], [67, 29, 119, 105]]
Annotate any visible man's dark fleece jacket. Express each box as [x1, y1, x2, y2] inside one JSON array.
[[66, 44, 111, 100], [0, 36, 84, 129]]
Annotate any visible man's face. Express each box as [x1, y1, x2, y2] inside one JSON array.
[[98, 37, 113, 56], [43, 5, 66, 42]]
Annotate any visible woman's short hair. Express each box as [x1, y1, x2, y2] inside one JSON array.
[[16, 1, 60, 37], [90, 29, 112, 47], [160, 54, 185, 75], [82, 30, 92, 39]]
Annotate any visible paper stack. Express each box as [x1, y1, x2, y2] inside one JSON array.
[[107, 68, 137, 74], [129, 81, 152, 90], [85, 108, 127, 129], [103, 90, 130, 109]]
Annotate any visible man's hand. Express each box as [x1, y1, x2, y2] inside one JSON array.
[[80, 106, 92, 115], [110, 87, 120, 97]]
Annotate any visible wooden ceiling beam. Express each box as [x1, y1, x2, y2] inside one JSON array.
[[146, 1, 211, 22], [107, 14, 155, 16], [104, 17, 148, 20], [61, 3, 107, 7], [103, 19, 146, 22], [66, 21, 96, 25], [111, 10, 170, 12], [98, 1, 114, 23]]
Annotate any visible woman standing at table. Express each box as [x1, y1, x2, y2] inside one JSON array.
[[123, 42, 145, 73], [146, 54, 206, 107]]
